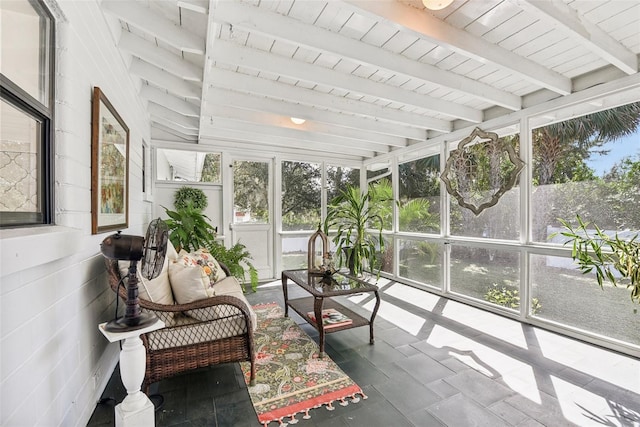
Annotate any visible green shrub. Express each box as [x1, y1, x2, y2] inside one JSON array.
[[174, 186, 208, 211], [484, 284, 542, 314]]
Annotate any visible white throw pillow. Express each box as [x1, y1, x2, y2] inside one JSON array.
[[168, 261, 213, 305]]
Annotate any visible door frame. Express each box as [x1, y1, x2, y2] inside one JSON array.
[[224, 153, 276, 280]]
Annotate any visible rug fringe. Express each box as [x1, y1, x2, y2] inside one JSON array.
[[263, 392, 368, 426]]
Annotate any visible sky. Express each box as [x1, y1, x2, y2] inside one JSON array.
[[585, 129, 640, 176]]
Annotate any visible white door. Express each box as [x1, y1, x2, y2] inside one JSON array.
[[230, 159, 274, 280]]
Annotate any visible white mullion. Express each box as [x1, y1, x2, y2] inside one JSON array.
[[520, 116, 532, 320], [441, 140, 451, 295]]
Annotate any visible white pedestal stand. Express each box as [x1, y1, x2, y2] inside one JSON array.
[[99, 320, 165, 427]]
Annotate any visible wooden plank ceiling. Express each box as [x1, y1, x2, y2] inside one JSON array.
[[102, 0, 640, 161]]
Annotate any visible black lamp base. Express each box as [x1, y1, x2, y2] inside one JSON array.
[[104, 312, 158, 333]]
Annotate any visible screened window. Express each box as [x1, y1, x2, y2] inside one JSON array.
[[366, 162, 393, 231], [281, 160, 321, 231], [327, 164, 359, 202], [156, 149, 221, 183], [449, 131, 521, 240], [532, 101, 640, 243], [398, 155, 440, 234], [0, 0, 54, 227]]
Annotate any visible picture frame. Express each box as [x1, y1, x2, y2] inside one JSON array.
[[91, 87, 129, 234]]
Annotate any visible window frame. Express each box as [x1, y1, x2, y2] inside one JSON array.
[[0, 0, 55, 227]]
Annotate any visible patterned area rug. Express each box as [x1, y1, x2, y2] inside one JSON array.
[[240, 303, 367, 426]]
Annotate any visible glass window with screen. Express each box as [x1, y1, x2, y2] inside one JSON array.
[[366, 162, 393, 231], [233, 160, 269, 224], [448, 130, 521, 240], [532, 101, 640, 244], [281, 160, 321, 231], [156, 149, 221, 183], [398, 154, 440, 234], [327, 165, 359, 202]]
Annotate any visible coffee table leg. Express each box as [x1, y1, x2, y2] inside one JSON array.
[[369, 290, 381, 345], [281, 273, 289, 317], [314, 297, 325, 357]]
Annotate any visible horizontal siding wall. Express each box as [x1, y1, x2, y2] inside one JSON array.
[[0, 1, 152, 426]]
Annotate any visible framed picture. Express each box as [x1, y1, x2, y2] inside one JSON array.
[[91, 87, 129, 234]]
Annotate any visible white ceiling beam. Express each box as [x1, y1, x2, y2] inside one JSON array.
[[212, 39, 483, 123], [119, 32, 202, 81], [207, 67, 452, 132], [102, 0, 204, 54], [206, 87, 426, 140], [340, 0, 572, 95], [130, 58, 202, 100], [206, 115, 388, 155], [200, 127, 375, 159], [152, 121, 199, 139], [177, 0, 208, 15], [152, 116, 199, 135], [152, 120, 198, 136], [213, 1, 521, 111], [200, 136, 365, 162], [140, 85, 200, 117], [515, 0, 637, 75], [205, 104, 404, 148], [148, 102, 200, 130]]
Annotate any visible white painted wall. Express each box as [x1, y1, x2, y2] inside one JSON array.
[[0, 1, 152, 426]]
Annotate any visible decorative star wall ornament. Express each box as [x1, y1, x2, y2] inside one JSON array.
[[440, 127, 525, 216]]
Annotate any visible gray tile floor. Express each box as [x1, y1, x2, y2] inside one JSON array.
[[88, 278, 640, 427]]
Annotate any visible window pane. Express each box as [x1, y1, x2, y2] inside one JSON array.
[[1, 0, 51, 106], [367, 163, 393, 231], [281, 161, 320, 231], [327, 165, 359, 201], [281, 236, 310, 270], [398, 155, 440, 233], [0, 98, 42, 215], [532, 102, 640, 243], [450, 245, 520, 310], [449, 134, 521, 240], [530, 254, 639, 345], [156, 149, 220, 183], [233, 160, 269, 223], [398, 238, 442, 288]]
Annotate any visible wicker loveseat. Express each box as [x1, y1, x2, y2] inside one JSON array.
[[104, 258, 256, 394]]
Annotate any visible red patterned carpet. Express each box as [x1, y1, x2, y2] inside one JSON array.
[[241, 303, 367, 426]]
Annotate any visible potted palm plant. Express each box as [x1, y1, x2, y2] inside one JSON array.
[[556, 215, 639, 304], [324, 184, 386, 277]]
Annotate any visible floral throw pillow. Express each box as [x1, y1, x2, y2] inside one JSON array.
[[188, 248, 227, 285]]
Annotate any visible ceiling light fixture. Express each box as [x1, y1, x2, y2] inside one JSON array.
[[422, 0, 454, 10], [290, 117, 306, 125]]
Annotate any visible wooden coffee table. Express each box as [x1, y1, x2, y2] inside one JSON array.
[[281, 269, 381, 356]]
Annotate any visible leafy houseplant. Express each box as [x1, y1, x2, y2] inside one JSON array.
[[324, 184, 386, 277], [207, 241, 258, 292], [556, 215, 639, 304], [163, 204, 258, 292], [163, 203, 217, 252], [174, 186, 208, 211]]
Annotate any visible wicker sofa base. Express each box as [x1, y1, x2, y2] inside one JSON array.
[[144, 335, 253, 392]]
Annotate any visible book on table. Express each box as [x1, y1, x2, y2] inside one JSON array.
[[307, 308, 353, 329]]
